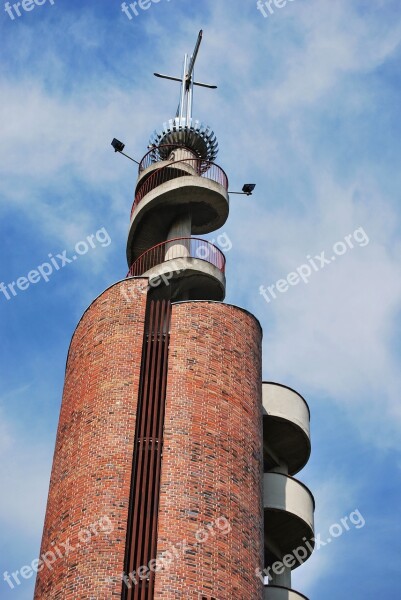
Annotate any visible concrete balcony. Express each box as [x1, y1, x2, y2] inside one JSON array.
[[264, 473, 315, 562], [127, 158, 229, 266], [127, 237, 226, 301], [263, 383, 311, 475], [138, 144, 192, 174], [137, 144, 211, 182], [264, 585, 309, 600]]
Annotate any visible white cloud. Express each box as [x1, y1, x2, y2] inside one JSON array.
[[191, 0, 401, 450], [243, 171, 401, 449], [293, 474, 362, 595]]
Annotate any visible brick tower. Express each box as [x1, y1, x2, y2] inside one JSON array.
[[34, 31, 314, 600]]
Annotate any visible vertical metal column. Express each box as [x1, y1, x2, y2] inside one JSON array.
[[122, 300, 172, 600]]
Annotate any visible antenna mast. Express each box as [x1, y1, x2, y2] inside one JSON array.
[[154, 30, 217, 127]]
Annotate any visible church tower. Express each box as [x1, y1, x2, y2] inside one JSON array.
[[34, 31, 314, 600]]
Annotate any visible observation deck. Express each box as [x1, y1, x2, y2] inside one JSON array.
[[127, 237, 226, 301], [126, 146, 229, 267]]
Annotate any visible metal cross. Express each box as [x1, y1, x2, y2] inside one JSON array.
[[154, 30, 217, 128]]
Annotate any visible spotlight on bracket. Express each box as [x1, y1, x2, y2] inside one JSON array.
[[111, 138, 140, 165], [112, 138, 125, 153], [242, 183, 256, 195], [230, 183, 256, 196]]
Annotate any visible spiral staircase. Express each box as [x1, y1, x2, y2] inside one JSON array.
[[263, 382, 315, 600]]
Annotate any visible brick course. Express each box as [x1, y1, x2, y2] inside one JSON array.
[[35, 290, 263, 600], [34, 279, 148, 599], [154, 301, 264, 600]]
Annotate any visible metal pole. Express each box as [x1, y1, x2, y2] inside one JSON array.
[[186, 30, 203, 85], [179, 54, 188, 124], [119, 150, 140, 165], [187, 65, 194, 126]]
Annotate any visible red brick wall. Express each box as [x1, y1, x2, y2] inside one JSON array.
[[34, 279, 148, 599], [154, 301, 263, 600]]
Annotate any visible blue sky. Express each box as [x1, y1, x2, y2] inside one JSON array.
[[0, 0, 401, 598]]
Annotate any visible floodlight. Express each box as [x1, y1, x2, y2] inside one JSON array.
[[229, 184, 256, 196], [242, 184, 256, 195], [111, 138, 125, 153], [111, 138, 140, 165]]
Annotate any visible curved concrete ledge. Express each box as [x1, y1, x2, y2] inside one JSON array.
[[264, 473, 315, 561], [263, 383, 311, 475], [264, 585, 309, 600], [262, 382, 310, 418], [143, 257, 226, 301], [127, 177, 229, 265]]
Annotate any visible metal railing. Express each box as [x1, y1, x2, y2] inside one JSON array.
[[138, 144, 193, 172], [131, 158, 229, 218], [127, 237, 226, 278]]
